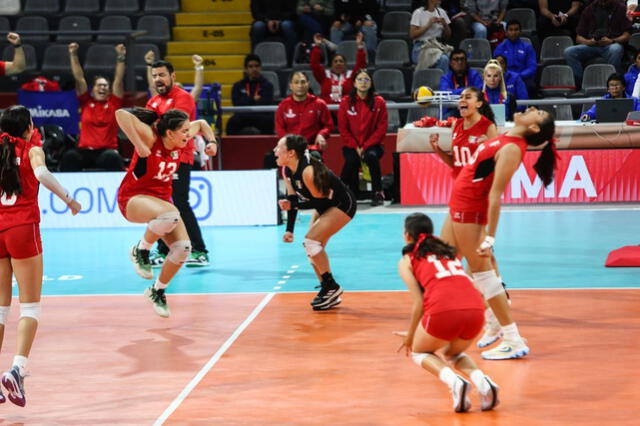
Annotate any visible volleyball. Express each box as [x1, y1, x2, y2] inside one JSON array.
[[413, 86, 433, 105]]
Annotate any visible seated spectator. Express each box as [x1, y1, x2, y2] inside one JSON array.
[[537, 0, 582, 40], [440, 0, 471, 50], [251, 0, 298, 64], [227, 54, 275, 135], [410, 0, 452, 73], [564, 0, 631, 86], [0, 33, 24, 76], [482, 59, 516, 120], [311, 32, 366, 105], [466, 0, 508, 39], [493, 20, 537, 97], [625, 50, 640, 98], [337, 69, 387, 205], [297, 0, 334, 44], [494, 54, 527, 111], [60, 42, 125, 172], [580, 73, 640, 121], [439, 49, 483, 117], [330, 0, 379, 59]]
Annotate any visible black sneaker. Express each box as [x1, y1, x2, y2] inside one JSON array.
[[2, 366, 25, 407], [310, 282, 343, 309], [312, 297, 342, 311], [370, 191, 385, 207]]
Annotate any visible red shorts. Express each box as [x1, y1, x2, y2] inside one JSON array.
[[0, 223, 42, 259], [423, 309, 484, 341], [449, 209, 488, 225]]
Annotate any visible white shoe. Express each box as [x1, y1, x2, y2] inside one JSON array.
[[481, 339, 529, 360], [477, 326, 502, 348], [450, 375, 472, 413], [478, 376, 500, 411]]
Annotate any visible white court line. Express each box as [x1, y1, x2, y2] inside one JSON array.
[[153, 292, 276, 426]]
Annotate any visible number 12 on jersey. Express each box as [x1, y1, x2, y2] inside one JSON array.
[[427, 255, 467, 279]]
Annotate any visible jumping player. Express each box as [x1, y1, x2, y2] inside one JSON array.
[[0, 105, 81, 406], [116, 108, 217, 317], [397, 213, 499, 413], [275, 134, 356, 310]]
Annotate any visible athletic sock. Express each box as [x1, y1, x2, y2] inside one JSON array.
[[320, 272, 336, 286], [138, 239, 153, 251], [154, 279, 168, 290], [439, 367, 457, 388], [470, 369, 488, 393], [12, 355, 27, 376], [501, 322, 522, 341]]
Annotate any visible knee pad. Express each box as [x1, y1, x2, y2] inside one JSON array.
[[472, 270, 505, 300], [0, 306, 9, 325], [412, 352, 432, 367], [167, 240, 191, 265], [148, 211, 180, 236], [20, 302, 41, 320], [303, 238, 323, 259]]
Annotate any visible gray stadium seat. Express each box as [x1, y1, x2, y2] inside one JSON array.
[[505, 8, 536, 37], [57, 16, 93, 43], [629, 33, 640, 52], [132, 43, 160, 72], [386, 101, 401, 132], [373, 69, 406, 98], [375, 39, 409, 67], [2, 44, 38, 71], [261, 70, 281, 99], [384, 0, 412, 12], [97, 16, 132, 43], [582, 64, 616, 97], [64, 0, 100, 14], [336, 40, 368, 67], [539, 65, 576, 97], [540, 98, 574, 121], [540, 36, 572, 66], [460, 38, 491, 68], [83, 44, 117, 76], [24, 0, 59, 14], [292, 42, 328, 69], [411, 68, 443, 91], [0, 17, 10, 33], [42, 44, 73, 72], [136, 16, 171, 44], [406, 105, 440, 124], [16, 16, 49, 43], [104, 0, 140, 14], [381, 11, 412, 39], [144, 0, 180, 13], [255, 42, 287, 70]]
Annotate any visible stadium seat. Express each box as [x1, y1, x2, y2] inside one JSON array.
[[505, 8, 536, 37], [540, 98, 574, 121], [582, 64, 616, 97], [460, 38, 491, 68], [384, 0, 412, 12], [97, 16, 132, 44], [57, 16, 93, 43], [411, 68, 443, 91], [262, 70, 281, 99], [24, 0, 59, 14], [406, 105, 440, 124], [373, 69, 406, 99], [42, 44, 73, 73], [380, 11, 412, 39], [539, 65, 576, 97], [386, 101, 401, 132], [104, 0, 140, 14], [540, 36, 572, 66], [292, 42, 328, 69], [375, 39, 410, 68], [144, 0, 180, 13], [0, 17, 10, 33], [131, 43, 160, 72], [255, 42, 287, 70], [629, 33, 640, 52], [336, 40, 368, 67], [2, 44, 38, 71], [136, 16, 171, 44], [83, 44, 118, 77], [64, 0, 100, 14], [16, 16, 49, 43]]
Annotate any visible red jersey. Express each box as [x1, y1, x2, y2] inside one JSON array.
[[338, 95, 388, 150], [275, 94, 333, 147], [450, 115, 493, 178], [146, 85, 196, 165], [410, 253, 484, 315], [78, 92, 123, 150], [450, 134, 528, 213], [118, 136, 180, 206], [0, 61, 5, 76], [0, 136, 40, 231], [310, 45, 367, 104]]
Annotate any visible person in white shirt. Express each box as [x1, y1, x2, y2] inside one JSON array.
[[410, 0, 452, 72]]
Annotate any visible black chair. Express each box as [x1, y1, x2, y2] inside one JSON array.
[[255, 42, 287, 70], [373, 69, 406, 99], [136, 16, 171, 44], [15, 16, 50, 43], [144, 0, 180, 13], [0, 17, 10, 34], [97, 16, 132, 44], [83, 44, 117, 78], [104, 0, 140, 14], [380, 11, 411, 39], [411, 68, 444, 91], [2, 44, 38, 71], [42, 44, 73, 73], [375, 39, 410, 68], [23, 0, 59, 14], [64, 0, 100, 14], [57, 16, 93, 43]]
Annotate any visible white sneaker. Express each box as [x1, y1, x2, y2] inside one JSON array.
[[478, 376, 500, 411], [450, 375, 471, 413], [477, 326, 502, 348], [481, 339, 529, 360]]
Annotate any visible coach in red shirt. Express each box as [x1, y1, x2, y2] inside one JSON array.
[[60, 42, 125, 171]]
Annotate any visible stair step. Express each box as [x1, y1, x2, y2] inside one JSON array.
[[165, 55, 245, 69], [173, 25, 250, 42], [176, 69, 243, 84], [167, 41, 250, 55], [181, 0, 250, 12], [176, 12, 252, 26]]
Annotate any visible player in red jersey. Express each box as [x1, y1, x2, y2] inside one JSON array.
[[445, 107, 557, 360], [397, 213, 499, 413], [116, 108, 217, 318], [0, 33, 25, 77], [0, 105, 81, 407]]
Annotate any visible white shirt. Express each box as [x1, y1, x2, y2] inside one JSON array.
[[410, 7, 451, 42]]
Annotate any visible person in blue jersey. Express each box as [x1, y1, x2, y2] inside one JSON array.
[[481, 60, 516, 121], [494, 54, 527, 113], [624, 50, 640, 98], [493, 19, 537, 97], [580, 73, 640, 121], [439, 49, 483, 117]]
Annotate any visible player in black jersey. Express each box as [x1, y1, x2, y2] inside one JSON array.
[[275, 134, 357, 310]]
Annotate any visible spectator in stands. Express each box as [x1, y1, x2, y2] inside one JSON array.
[[465, 0, 508, 39], [580, 73, 640, 121], [410, 0, 452, 73], [537, 0, 581, 40], [330, 0, 379, 58], [60, 42, 125, 172], [439, 1, 471, 49], [625, 50, 640, 97], [338, 69, 388, 206], [311, 32, 366, 105], [250, 0, 298, 64], [440, 49, 483, 117], [493, 20, 537, 97], [628, 0, 638, 16], [494, 54, 527, 111], [482, 59, 516, 120], [564, 0, 631, 86], [297, 0, 334, 43], [0, 33, 24, 76], [227, 54, 275, 135]]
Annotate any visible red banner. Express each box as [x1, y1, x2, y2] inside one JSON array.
[[400, 149, 640, 205]]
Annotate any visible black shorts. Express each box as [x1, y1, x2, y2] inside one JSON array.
[[316, 188, 357, 219]]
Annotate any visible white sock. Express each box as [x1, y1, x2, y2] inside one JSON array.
[[439, 367, 457, 388], [138, 239, 154, 251], [470, 369, 488, 393], [154, 279, 168, 290], [13, 355, 27, 376], [501, 322, 522, 341]]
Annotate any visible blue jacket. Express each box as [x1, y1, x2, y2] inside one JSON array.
[[624, 66, 640, 98], [583, 94, 640, 120], [504, 70, 527, 112], [439, 68, 483, 95], [493, 39, 537, 81], [484, 86, 516, 120]]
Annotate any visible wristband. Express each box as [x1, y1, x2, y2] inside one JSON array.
[[146, 62, 153, 66], [117, 55, 126, 62], [286, 194, 299, 209], [286, 209, 297, 233], [479, 235, 495, 251]]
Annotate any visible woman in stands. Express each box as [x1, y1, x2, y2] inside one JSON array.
[[116, 108, 217, 318], [338, 69, 388, 206], [0, 105, 81, 407], [444, 106, 557, 360], [397, 213, 499, 413], [580, 73, 640, 121], [275, 134, 356, 311], [482, 59, 517, 121]]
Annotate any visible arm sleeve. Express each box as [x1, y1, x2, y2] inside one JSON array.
[[338, 100, 358, 148], [33, 166, 73, 204]]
